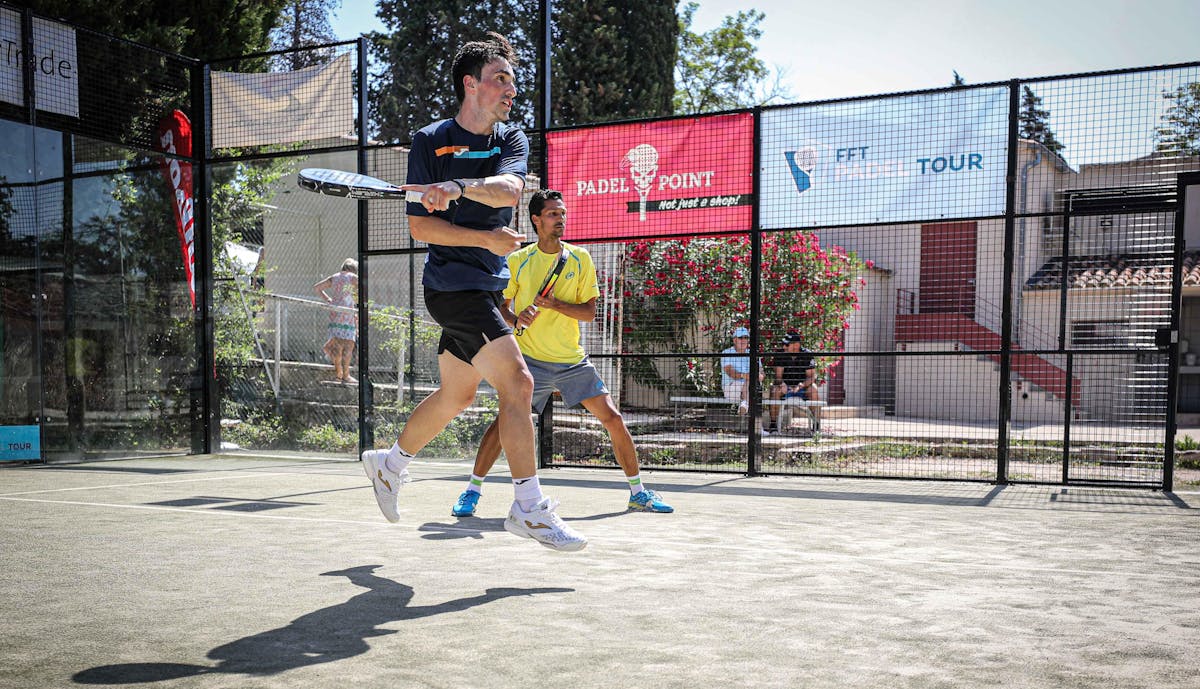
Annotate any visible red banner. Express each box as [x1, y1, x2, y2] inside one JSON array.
[[156, 110, 196, 307], [547, 113, 754, 241]]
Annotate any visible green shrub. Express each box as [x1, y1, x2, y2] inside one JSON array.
[[297, 423, 357, 453], [223, 416, 286, 450]]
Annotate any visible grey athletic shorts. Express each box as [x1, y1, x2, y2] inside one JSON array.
[[526, 356, 609, 413]]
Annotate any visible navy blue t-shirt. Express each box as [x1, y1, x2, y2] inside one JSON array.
[[406, 118, 529, 292]]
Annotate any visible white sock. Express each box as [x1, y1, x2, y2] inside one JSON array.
[[384, 443, 414, 474], [466, 474, 485, 494], [513, 475, 544, 511], [627, 474, 648, 495]]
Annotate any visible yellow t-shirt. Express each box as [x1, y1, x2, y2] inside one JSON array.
[[504, 242, 600, 364]]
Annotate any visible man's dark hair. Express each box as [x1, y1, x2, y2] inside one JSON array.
[[452, 31, 518, 104], [529, 189, 564, 218]]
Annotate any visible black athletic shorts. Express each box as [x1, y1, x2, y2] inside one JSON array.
[[424, 288, 513, 364]]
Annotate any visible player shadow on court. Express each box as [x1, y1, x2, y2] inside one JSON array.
[[72, 564, 572, 684], [419, 508, 632, 540], [419, 517, 505, 540]]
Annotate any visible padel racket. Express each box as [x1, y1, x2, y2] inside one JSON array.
[[298, 168, 423, 201], [515, 248, 569, 336]]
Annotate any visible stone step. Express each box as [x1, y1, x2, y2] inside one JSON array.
[[819, 405, 884, 420]]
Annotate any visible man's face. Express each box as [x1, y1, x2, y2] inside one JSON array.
[[532, 199, 567, 240], [734, 336, 749, 352], [785, 341, 802, 353], [467, 58, 517, 123]]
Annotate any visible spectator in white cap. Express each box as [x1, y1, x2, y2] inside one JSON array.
[[720, 326, 762, 415]]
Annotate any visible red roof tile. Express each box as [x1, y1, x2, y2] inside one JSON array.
[[1025, 251, 1200, 290]]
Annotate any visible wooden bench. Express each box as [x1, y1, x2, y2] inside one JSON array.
[[668, 396, 826, 433], [668, 396, 741, 431], [763, 398, 827, 433]]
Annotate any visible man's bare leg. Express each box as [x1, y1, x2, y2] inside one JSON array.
[[393, 351, 483, 453], [450, 418, 502, 517], [469, 335, 536, 479], [580, 394, 636, 476], [581, 393, 673, 511], [472, 419, 503, 477], [469, 336, 585, 548]]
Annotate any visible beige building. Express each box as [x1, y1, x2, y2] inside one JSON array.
[[824, 142, 1200, 424]]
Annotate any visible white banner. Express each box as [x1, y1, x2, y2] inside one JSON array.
[[211, 53, 353, 149], [760, 87, 1009, 228], [0, 8, 79, 118]]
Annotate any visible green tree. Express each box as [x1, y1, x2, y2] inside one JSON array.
[[10, 0, 286, 60], [367, 0, 537, 143], [673, 2, 788, 115], [269, 0, 343, 70], [1156, 82, 1200, 156], [1018, 85, 1065, 156], [550, 0, 677, 126], [368, 0, 678, 138]]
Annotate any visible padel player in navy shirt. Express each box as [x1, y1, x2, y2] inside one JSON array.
[[359, 31, 587, 551]]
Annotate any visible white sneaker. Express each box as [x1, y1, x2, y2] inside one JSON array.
[[361, 449, 408, 523], [737, 400, 749, 415], [504, 497, 588, 551]]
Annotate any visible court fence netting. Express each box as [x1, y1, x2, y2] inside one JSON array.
[[3, 4, 1200, 489]]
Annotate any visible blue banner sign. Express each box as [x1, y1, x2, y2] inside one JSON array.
[[760, 86, 1009, 229], [1, 425, 40, 461]]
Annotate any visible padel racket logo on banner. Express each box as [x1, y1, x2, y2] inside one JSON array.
[[547, 113, 754, 240], [156, 109, 196, 308]]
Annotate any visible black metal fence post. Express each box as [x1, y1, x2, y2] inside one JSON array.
[[997, 79, 1020, 484], [356, 37, 374, 454], [746, 107, 764, 475], [193, 61, 216, 454], [1165, 174, 1198, 490]]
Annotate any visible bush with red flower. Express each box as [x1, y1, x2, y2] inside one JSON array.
[[621, 231, 865, 393]]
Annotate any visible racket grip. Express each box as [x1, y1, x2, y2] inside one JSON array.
[[405, 190, 424, 202], [514, 305, 538, 336]]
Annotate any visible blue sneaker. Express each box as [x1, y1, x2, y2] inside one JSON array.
[[452, 490, 481, 517], [628, 490, 673, 513]]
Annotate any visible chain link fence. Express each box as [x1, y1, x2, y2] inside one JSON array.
[[4, 3, 1199, 487]]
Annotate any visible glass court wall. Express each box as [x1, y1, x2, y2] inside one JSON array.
[[0, 6, 202, 462]]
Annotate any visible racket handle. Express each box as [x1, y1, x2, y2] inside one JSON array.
[[405, 190, 424, 202], [514, 305, 538, 336]]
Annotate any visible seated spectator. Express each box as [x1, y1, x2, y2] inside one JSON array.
[[768, 331, 818, 431], [721, 326, 763, 416]]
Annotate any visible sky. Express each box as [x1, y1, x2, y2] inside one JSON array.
[[329, 0, 1200, 103]]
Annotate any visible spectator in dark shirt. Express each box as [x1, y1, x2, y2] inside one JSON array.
[[768, 331, 818, 432]]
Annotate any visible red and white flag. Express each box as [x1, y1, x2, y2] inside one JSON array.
[[156, 109, 196, 308]]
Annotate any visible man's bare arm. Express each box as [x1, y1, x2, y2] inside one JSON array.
[[530, 295, 597, 323], [457, 173, 524, 208], [402, 172, 524, 211], [408, 215, 523, 256]]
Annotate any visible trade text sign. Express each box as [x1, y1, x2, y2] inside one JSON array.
[[0, 8, 79, 118]]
